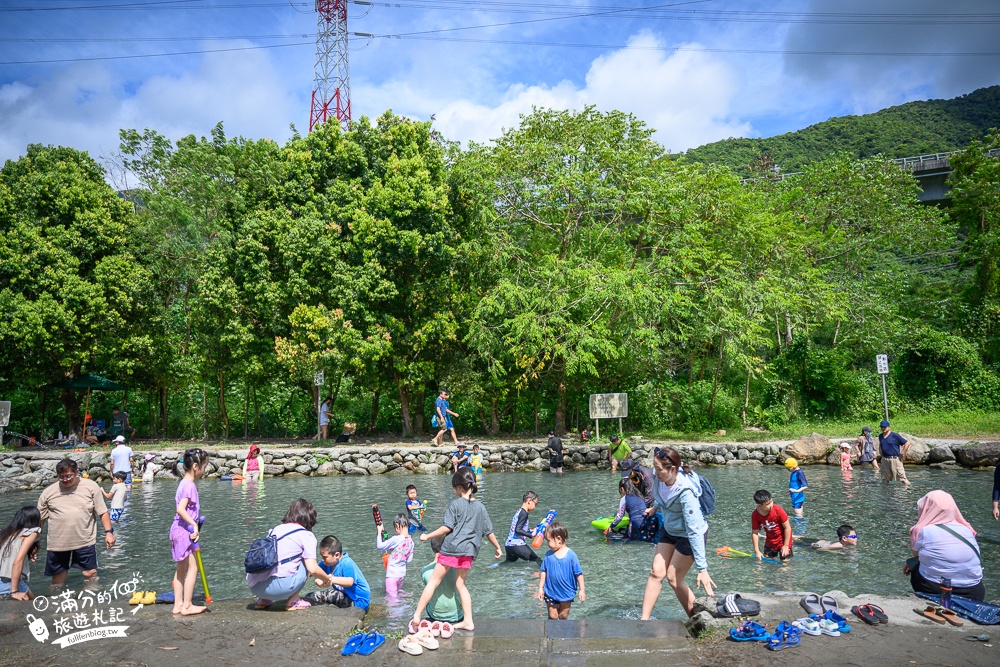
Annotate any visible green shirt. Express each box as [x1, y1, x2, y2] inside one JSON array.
[[421, 560, 462, 622]]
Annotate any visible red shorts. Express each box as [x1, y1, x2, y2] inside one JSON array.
[[437, 554, 474, 569]]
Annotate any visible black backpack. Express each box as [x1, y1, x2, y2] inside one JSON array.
[[244, 528, 305, 574]]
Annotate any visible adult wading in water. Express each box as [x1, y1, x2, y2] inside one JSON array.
[[640, 447, 715, 618]]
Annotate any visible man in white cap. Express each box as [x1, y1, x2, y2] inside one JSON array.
[[108, 435, 134, 488]]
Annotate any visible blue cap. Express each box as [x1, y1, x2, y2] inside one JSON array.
[[880, 420, 890, 428]]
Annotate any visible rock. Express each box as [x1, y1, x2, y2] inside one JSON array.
[[928, 462, 961, 470], [750, 450, 764, 461], [355, 458, 370, 470], [928, 445, 955, 463], [630, 436, 644, 444], [737, 448, 750, 461], [955, 441, 1000, 468], [523, 458, 547, 471], [713, 455, 726, 465], [714, 430, 726, 436], [899, 434, 930, 464], [417, 463, 442, 475], [368, 461, 388, 475], [316, 461, 338, 476], [724, 451, 735, 461], [264, 464, 286, 475], [785, 432, 832, 464], [488, 453, 501, 462], [434, 455, 451, 467], [392, 453, 403, 463], [698, 452, 714, 464], [584, 451, 600, 463], [340, 462, 357, 474], [295, 465, 312, 475], [684, 610, 715, 638], [725, 459, 763, 467], [763, 455, 777, 465], [346, 467, 368, 476], [826, 450, 841, 466], [516, 449, 528, 461], [404, 461, 415, 471]]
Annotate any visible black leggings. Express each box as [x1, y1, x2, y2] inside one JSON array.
[[505, 544, 539, 562], [910, 564, 986, 601]]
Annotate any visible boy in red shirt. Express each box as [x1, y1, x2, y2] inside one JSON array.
[[750, 489, 793, 561]]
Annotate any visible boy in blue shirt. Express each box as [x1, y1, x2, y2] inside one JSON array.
[[535, 522, 585, 619], [405, 484, 427, 533], [307, 535, 371, 611], [785, 457, 808, 518]]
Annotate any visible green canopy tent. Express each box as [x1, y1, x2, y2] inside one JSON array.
[[44, 374, 127, 438]]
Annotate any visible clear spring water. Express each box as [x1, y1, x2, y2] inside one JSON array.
[[2, 466, 997, 621]]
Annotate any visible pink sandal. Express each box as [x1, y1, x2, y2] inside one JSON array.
[[440, 622, 454, 639], [285, 598, 311, 611], [429, 621, 442, 637], [418, 619, 433, 633], [408, 619, 420, 634]]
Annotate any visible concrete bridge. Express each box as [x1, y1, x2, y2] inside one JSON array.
[[742, 148, 1000, 204], [894, 148, 999, 203]]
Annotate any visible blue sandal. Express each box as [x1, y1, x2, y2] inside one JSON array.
[[824, 609, 851, 633], [341, 633, 367, 656], [766, 622, 799, 651], [356, 632, 386, 656], [729, 621, 769, 642]]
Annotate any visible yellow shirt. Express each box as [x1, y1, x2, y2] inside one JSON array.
[[37, 479, 108, 551]]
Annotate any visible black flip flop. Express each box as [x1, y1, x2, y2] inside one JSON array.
[[867, 603, 889, 624], [851, 605, 879, 625]]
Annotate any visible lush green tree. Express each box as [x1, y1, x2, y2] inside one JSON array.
[[0, 145, 151, 433]]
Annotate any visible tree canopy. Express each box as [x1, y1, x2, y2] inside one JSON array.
[[0, 110, 996, 440]]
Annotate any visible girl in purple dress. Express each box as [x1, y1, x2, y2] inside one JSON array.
[[169, 448, 209, 615]]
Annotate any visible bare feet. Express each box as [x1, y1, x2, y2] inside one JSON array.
[[453, 621, 475, 631], [180, 605, 207, 615], [171, 606, 182, 615]]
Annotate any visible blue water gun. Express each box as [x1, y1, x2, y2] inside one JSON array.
[[531, 509, 558, 548]]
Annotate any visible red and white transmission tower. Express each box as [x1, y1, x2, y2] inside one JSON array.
[[309, 0, 351, 133]]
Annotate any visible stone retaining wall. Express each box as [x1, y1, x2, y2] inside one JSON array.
[[1, 436, 997, 494]]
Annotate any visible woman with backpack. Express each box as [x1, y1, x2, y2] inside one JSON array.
[[640, 446, 716, 619], [246, 499, 333, 610]]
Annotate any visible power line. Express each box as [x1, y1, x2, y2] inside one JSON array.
[[3, 33, 999, 66]]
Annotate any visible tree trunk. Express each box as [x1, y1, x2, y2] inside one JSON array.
[[369, 388, 380, 434], [489, 399, 500, 436], [832, 320, 841, 348], [202, 386, 208, 439], [244, 382, 250, 439], [218, 371, 230, 439], [533, 395, 539, 436], [708, 345, 725, 421], [396, 374, 412, 437], [554, 380, 567, 435], [785, 312, 794, 346], [413, 389, 425, 436], [511, 394, 518, 435], [741, 370, 751, 428], [252, 385, 258, 436], [60, 388, 82, 437], [775, 312, 782, 350], [159, 386, 168, 436]]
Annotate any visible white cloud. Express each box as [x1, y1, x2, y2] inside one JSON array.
[[399, 33, 753, 151], [0, 43, 302, 166]]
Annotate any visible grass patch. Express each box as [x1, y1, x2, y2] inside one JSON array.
[[644, 410, 1000, 442]]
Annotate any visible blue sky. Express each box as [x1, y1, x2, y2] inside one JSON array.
[[1, 0, 999, 165]]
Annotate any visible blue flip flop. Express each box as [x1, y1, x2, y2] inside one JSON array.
[[356, 632, 386, 656], [341, 632, 367, 656]]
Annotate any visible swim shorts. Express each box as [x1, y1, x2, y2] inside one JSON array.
[[437, 554, 473, 569], [109, 508, 124, 522], [789, 492, 805, 509], [763, 545, 793, 561], [44, 544, 98, 575]]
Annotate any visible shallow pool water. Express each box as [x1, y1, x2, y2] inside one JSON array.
[[2, 465, 997, 620]]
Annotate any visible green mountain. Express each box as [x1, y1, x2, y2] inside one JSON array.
[[684, 85, 1000, 177]]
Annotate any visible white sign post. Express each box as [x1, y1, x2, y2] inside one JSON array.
[[588, 393, 628, 440], [313, 371, 325, 440], [876, 355, 889, 421]]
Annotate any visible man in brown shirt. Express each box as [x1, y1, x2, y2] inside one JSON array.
[[37, 459, 115, 585]]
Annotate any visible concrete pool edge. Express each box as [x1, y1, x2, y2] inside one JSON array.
[[1, 591, 991, 666]]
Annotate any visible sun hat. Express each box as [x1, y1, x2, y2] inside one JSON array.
[[839, 442, 851, 449], [113, 435, 126, 443], [880, 420, 890, 428], [862, 426, 871, 433], [784, 457, 798, 469], [144, 453, 155, 461]]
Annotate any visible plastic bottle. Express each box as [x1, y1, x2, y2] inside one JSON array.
[[940, 578, 952, 609], [58, 431, 63, 440]]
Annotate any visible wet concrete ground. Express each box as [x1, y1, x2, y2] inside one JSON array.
[[1, 590, 995, 667]]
